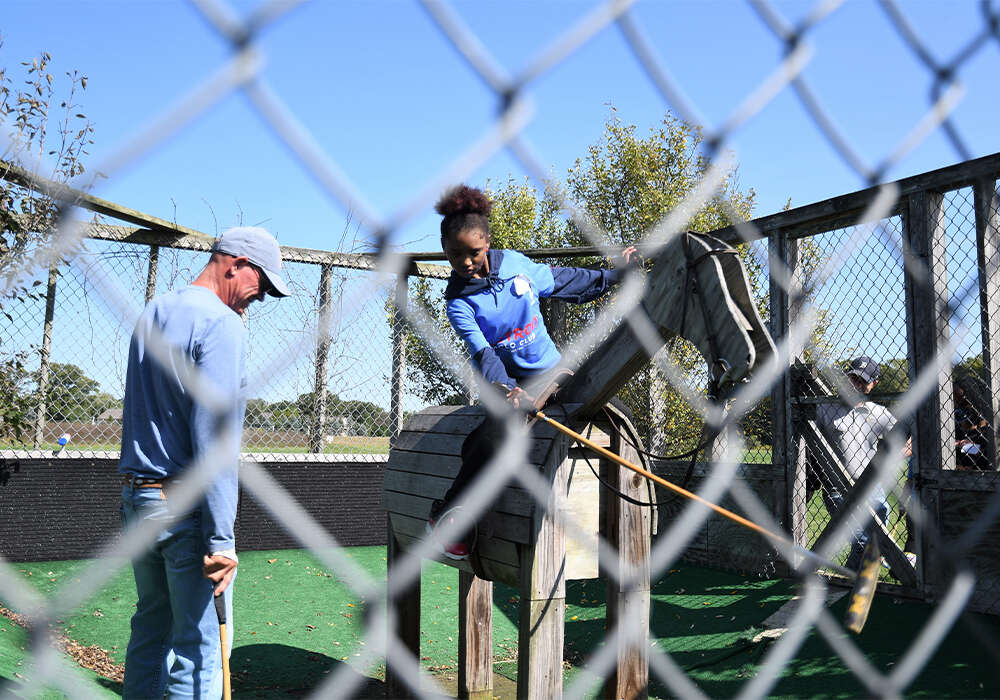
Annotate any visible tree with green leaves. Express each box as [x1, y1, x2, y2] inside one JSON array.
[[33, 362, 117, 422], [0, 42, 95, 444]]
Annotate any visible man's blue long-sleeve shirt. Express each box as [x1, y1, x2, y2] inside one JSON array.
[[119, 285, 247, 554]]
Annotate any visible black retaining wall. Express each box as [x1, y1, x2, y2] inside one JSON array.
[[0, 457, 387, 562]]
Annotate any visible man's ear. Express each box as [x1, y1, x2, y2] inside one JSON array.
[[225, 255, 248, 277]]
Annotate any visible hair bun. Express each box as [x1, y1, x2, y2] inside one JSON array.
[[435, 185, 493, 217]]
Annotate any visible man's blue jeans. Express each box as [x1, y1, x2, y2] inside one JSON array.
[[121, 485, 234, 699]]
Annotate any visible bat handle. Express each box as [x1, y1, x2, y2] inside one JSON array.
[[214, 593, 232, 700], [214, 592, 227, 625]]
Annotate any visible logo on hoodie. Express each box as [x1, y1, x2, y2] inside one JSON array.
[[499, 315, 540, 350]]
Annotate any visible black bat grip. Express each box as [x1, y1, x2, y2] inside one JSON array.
[[214, 593, 227, 625]]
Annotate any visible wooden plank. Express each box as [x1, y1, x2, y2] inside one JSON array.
[[973, 177, 1000, 470], [936, 489, 1000, 606], [383, 471, 535, 516], [934, 469, 1000, 491], [383, 491, 532, 544], [385, 526, 420, 699], [402, 411, 490, 435], [458, 571, 493, 700], [391, 431, 552, 462], [603, 412, 650, 700], [563, 455, 601, 581], [385, 493, 532, 546], [517, 597, 566, 699], [387, 451, 465, 478], [393, 531, 523, 588], [517, 434, 569, 700], [710, 152, 1000, 244]]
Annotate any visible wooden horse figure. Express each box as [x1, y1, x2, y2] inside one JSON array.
[[384, 232, 774, 699]]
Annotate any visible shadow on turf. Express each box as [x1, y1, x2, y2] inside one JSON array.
[[230, 645, 386, 698]]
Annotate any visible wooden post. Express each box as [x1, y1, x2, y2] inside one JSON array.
[[517, 433, 569, 700], [973, 178, 1000, 469], [390, 272, 408, 447], [458, 571, 493, 700], [144, 244, 159, 303], [32, 263, 58, 448], [769, 232, 808, 547], [309, 264, 333, 453], [903, 190, 953, 591], [602, 424, 651, 700], [648, 351, 669, 458], [386, 525, 421, 699]]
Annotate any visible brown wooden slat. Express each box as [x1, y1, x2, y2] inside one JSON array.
[[385, 492, 532, 545], [383, 475, 535, 517], [391, 430, 553, 461], [386, 451, 465, 478], [393, 531, 521, 586]]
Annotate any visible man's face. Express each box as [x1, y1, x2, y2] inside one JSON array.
[[229, 257, 270, 313], [848, 372, 876, 395]]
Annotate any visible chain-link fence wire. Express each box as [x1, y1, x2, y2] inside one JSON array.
[[1, 0, 999, 697]]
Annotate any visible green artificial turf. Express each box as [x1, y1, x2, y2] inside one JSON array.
[[2, 548, 999, 698]]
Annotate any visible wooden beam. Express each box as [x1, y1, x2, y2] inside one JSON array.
[[81, 222, 452, 278], [458, 571, 493, 700], [385, 527, 421, 699], [711, 152, 1000, 244], [517, 433, 569, 700], [602, 410, 650, 700]]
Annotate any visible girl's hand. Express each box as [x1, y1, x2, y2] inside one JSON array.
[[613, 245, 642, 269], [506, 386, 534, 410]]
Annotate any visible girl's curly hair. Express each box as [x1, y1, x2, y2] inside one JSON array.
[[436, 185, 492, 245]]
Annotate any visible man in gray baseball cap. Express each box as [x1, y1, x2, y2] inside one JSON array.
[[119, 226, 288, 697]]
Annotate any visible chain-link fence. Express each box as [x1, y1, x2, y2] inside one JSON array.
[[2, 0, 1000, 698]]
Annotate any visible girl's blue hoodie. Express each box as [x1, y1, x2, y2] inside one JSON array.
[[445, 249, 623, 390]]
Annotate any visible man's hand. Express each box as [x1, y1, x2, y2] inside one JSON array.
[[203, 554, 238, 596]]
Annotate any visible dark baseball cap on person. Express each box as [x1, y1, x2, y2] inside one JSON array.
[[212, 227, 291, 298], [846, 356, 880, 383]]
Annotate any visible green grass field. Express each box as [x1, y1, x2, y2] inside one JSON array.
[[3, 548, 998, 698]]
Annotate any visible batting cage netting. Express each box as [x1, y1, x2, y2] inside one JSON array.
[[2, 1, 1000, 698]]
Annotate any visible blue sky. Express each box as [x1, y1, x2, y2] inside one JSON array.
[[3, 0, 998, 254]]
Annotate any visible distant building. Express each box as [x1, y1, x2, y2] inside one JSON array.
[[95, 407, 124, 424]]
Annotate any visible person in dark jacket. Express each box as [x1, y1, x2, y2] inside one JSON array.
[[428, 184, 637, 559]]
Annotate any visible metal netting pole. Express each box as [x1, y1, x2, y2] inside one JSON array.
[[32, 262, 59, 448], [973, 178, 1000, 469], [769, 231, 802, 549], [389, 271, 408, 447], [904, 190, 954, 593], [309, 263, 333, 454], [144, 244, 159, 303]]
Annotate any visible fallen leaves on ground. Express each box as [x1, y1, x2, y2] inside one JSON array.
[[0, 605, 124, 683]]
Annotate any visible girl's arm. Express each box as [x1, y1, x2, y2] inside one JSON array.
[[447, 299, 517, 390], [545, 246, 639, 304]]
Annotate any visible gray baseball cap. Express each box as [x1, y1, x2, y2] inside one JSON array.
[[212, 227, 291, 298]]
